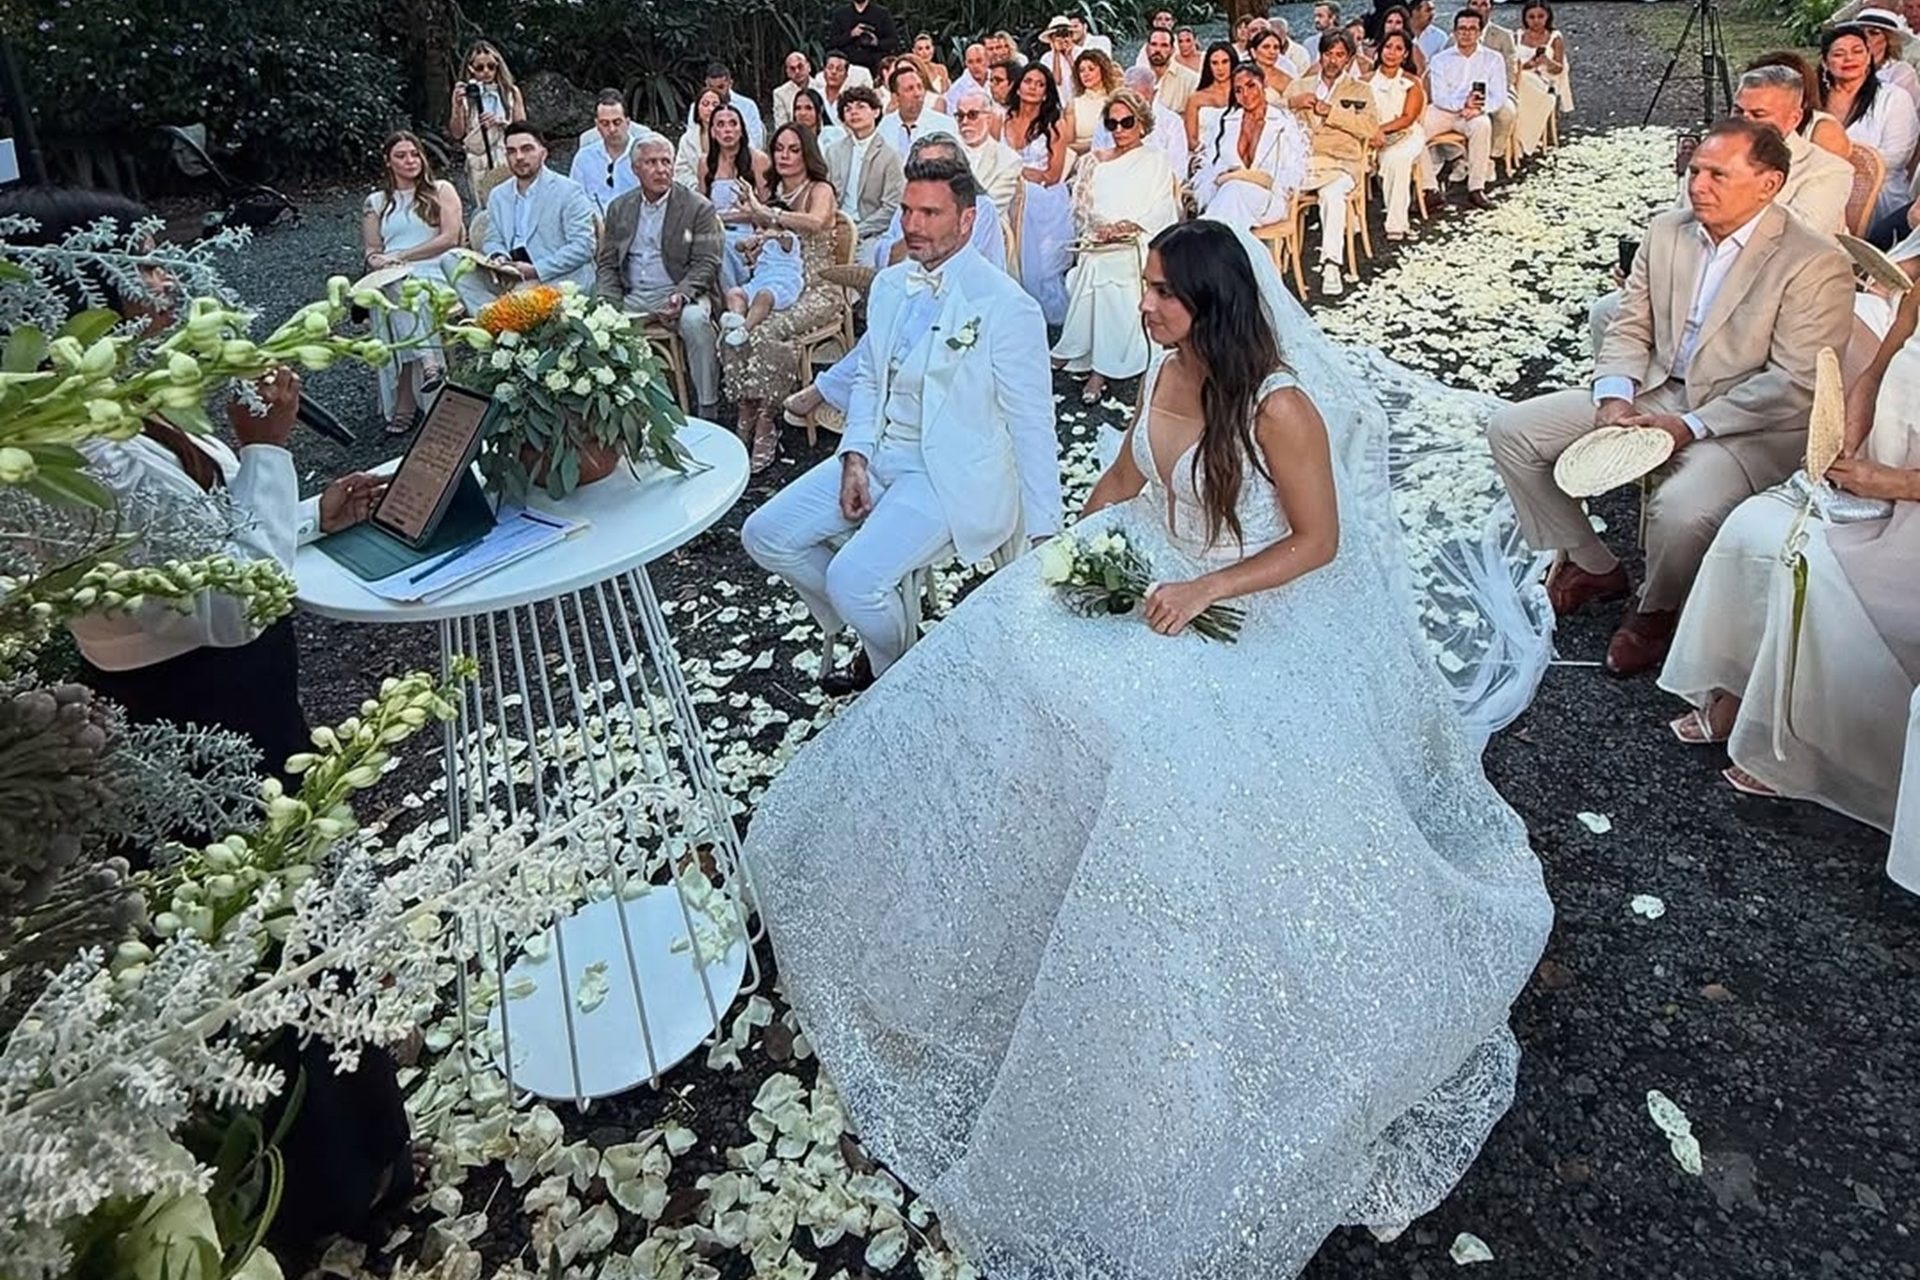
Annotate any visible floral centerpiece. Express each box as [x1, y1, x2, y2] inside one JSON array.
[[463, 283, 692, 502]]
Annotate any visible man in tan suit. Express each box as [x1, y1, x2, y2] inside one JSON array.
[[594, 135, 727, 414], [1287, 31, 1378, 297], [1489, 118, 1854, 675], [823, 86, 907, 266]]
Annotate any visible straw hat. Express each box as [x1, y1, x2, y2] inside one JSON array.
[[1838, 232, 1913, 292], [1553, 425, 1676, 498], [1806, 346, 1846, 482], [349, 262, 413, 294], [1044, 14, 1074, 35], [1854, 7, 1915, 44]]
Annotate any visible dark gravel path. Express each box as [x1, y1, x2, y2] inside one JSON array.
[[216, 6, 1918, 1274]]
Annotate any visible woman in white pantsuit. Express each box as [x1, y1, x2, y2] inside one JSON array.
[[1193, 65, 1311, 231], [1052, 90, 1181, 405], [1367, 33, 1428, 240]]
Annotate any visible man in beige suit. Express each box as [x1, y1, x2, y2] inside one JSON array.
[[594, 135, 727, 414], [1288, 32, 1378, 296], [823, 85, 907, 266], [1489, 118, 1854, 676]]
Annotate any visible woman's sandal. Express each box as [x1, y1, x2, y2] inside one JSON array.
[[1723, 765, 1780, 798], [385, 407, 421, 436], [1081, 378, 1106, 406], [750, 410, 780, 473], [1668, 706, 1727, 746]]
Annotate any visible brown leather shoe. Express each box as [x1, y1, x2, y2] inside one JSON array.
[[1605, 607, 1679, 678], [1545, 560, 1630, 617], [1467, 191, 1495, 211]]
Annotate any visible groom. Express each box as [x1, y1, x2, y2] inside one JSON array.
[[741, 152, 1059, 695]]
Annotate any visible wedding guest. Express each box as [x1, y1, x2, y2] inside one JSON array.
[[1071, 15, 1112, 56], [448, 41, 524, 196], [815, 51, 876, 127], [1232, 13, 1257, 57], [988, 59, 1017, 115], [912, 33, 952, 95], [594, 135, 726, 417], [1368, 31, 1428, 241], [451, 124, 597, 313], [1053, 89, 1181, 405], [675, 89, 723, 186], [1380, 4, 1431, 73], [740, 152, 1056, 694], [1660, 278, 1919, 821], [1068, 50, 1125, 155], [1175, 27, 1204, 74], [361, 131, 461, 435], [1315, 2, 1342, 33], [1822, 23, 1920, 239], [1273, 19, 1315, 74], [1512, 1, 1567, 156], [1288, 33, 1378, 296], [567, 90, 641, 215], [1006, 62, 1074, 324], [721, 123, 841, 471], [774, 51, 816, 126], [1040, 16, 1083, 106], [824, 86, 906, 266], [1749, 50, 1854, 156], [954, 89, 1024, 211], [1131, 8, 1178, 67], [792, 89, 840, 150], [946, 42, 993, 111], [1411, 0, 1449, 63], [1141, 28, 1199, 115], [1856, 7, 1920, 112], [685, 62, 767, 148], [1250, 30, 1298, 100], [1422, 8, 1509, 211], [869, 133, 1009, 267], [1489, 119, 1854, 676], [985, 30, 1026, 70], [878, 60, 958, 156], [1185, 40, 1241, 152], [1123, 64, 1190, 176], [1345, 17, 1376, 73], [1458, 0, 1522, 155], [699, 104, 773, 288], [826, 0, 900, 74], [1194, 65, 1310, 231]]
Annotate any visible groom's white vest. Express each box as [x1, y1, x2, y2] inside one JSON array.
[[838, 245, 1061, 562]]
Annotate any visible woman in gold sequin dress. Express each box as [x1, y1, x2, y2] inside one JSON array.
[[743, 220, 1553, 1280], [720, 122, 842, 472]]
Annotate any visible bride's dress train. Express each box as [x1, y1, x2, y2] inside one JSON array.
[[743, 261, 1555, 1276]]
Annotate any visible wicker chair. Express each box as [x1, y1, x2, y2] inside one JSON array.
[[1846, 143, 1886, 238], [790, 211, 861, 445], [642, 322, 693, 412], [1251, 196, 1310, 299]]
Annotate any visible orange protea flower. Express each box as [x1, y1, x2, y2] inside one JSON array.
[[477, 284, 562, 336]]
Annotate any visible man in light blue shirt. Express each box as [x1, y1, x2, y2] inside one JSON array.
[[568, 90, 642, 215]]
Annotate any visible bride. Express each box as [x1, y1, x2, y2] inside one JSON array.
[[742, 220, 1554, 1279]]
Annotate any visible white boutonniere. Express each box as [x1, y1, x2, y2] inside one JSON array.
[[946, 316, 981, 351]]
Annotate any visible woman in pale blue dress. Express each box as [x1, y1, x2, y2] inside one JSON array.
[[743, 220, 1553, 1279], [360, 131, 462, 434], [1005, 62, 1073, 325]]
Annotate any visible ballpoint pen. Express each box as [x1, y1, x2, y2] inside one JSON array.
[[408, 537, 484, 584]]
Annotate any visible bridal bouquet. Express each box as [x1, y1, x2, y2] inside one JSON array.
[[1037, 530, 1243, 642]]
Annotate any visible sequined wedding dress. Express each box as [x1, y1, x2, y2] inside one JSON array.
[[744, 232, 1555, 1279]]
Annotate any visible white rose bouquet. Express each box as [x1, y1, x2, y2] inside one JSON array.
[[1038, 530, 1244, 642]]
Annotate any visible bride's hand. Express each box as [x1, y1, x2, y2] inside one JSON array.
[[1143, 578, 1219, 636]]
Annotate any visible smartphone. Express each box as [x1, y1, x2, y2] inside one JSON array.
[[1674, 131, 1701, 175], [1470, 80, 1486, 98], [1616, 237, 1639, 277], [509, 246, 534, 264]]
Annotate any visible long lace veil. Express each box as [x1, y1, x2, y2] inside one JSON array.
[[1223, 224, 1553, 744]]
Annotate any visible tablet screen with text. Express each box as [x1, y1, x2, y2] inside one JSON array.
[[372, 384, 492, 547]]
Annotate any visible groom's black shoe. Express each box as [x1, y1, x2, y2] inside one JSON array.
[[820, 651, 877, 698]]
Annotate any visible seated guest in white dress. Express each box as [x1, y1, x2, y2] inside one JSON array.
[[1511, 1, 1569, 157], [361, 130, 462, 435], [1662, 282, 1920, 829], [877, 60, 958, 156], [773, 51, 815, 126], [674, 89, 722, 187], [1068, 49, 1126, 155], [1053, 89, 1182, 405], [594, 136, 727, 416], [953, 89, 1023, 212], [741, 152, 1057, 695], [1822, 24, 1920, 240], [1194, 65, 1312, 230], [1368, 32, 1429, 241], [567, 89, 641, 215], [790, 88, 840, 151], [448, 123, 597, 314], [1856, 7, 1920, 113], [823, 86, 907, 267]]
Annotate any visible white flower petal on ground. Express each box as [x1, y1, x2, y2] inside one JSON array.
[[1646, 1089, 1705, 1175], [1449, 1231, 1495, 1264], [1630, 894, 1666, 919], [1576, 811, 1613, 834]]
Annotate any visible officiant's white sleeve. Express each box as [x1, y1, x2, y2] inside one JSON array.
[[989, 286, 1063, 537]]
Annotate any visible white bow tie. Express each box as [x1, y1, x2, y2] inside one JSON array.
[[904, 267, 947, 297]]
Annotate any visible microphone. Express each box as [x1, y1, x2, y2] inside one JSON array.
[[296, 396, 357, 446]]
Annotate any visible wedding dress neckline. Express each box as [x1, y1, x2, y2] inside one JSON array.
[[1136, 353, 1298, 547]]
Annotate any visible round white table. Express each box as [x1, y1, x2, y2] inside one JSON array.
[[297, 419, 758, 1102]]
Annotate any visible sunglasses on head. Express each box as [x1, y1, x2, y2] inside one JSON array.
[[1103, 113, 1138, 131]]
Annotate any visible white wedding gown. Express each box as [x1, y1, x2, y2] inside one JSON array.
[[744, 316, 1555, 1276]]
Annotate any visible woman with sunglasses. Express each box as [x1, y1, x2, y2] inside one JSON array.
[[447, 41, 525, 197], [1052, 89, 1182, 405], [1194, 64, 1310, 231]]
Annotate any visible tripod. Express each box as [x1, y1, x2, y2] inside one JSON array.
[[1642, 0, 1736, 128]]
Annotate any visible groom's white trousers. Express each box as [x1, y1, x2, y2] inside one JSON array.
[[740, 446, 952, 675]]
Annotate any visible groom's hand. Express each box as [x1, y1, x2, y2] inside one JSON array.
[[839, 454, 874, 521]]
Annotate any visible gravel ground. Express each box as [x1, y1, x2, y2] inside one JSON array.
[[209, 6, 1920, 1275]]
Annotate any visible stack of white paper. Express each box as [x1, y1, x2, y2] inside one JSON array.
[[364, 508, 586, 603]]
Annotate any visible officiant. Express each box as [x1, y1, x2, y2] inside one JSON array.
[[740, 153, 1059, 696]]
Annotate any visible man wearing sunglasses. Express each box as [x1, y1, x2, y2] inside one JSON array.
[[567, 89, 641, 216], [1286, 31, 1378, 296]]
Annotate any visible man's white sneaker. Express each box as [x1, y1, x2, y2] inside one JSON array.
[[1320, 262, 1344, 296]]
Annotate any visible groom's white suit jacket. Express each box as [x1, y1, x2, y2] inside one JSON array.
[[838, 245, 1061, 563]]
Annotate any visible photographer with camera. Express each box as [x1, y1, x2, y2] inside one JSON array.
[[825, 0, 901, 76], [448, 41, 526, 199]]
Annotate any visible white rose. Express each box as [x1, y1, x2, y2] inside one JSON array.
[[558, 353, 577, 372], [1036, 537, 1076, 585], [543, 369, 570, 391], [592, 366, 614, 385], [572, 376, 593, 396], [490, 349, 513, 370]]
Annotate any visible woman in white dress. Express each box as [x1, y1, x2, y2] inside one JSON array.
[[1368, 32, 1429, 240], [1194, 65, 1311, 230], [1184, 40, 1240, 155], [1052, 90, 1181, 405], [697, 104, 773, 291], [1068, 49, 1124, 156], [447, 41, 525, 198], [1662, 284, 1920, 832], [1512, 1, 1568, 157], [742, 219, 1553, 1280], [675, 89, 722, 187], [1820, 24, 1920, 230], [1249, 29, 1296, 101], [1006, 62, 1074, 325], [360, 131, 462, 435]]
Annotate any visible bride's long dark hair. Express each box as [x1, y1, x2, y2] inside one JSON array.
[[1148, 220, 1282, 549]]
